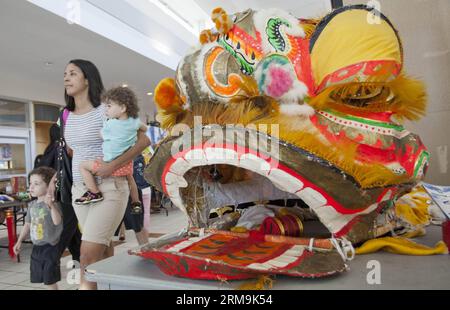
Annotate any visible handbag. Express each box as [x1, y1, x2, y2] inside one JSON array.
[[55, 109, 73, 204]]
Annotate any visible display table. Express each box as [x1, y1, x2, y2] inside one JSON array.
[[85, 226, 450, 290]]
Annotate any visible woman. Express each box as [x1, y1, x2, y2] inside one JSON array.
[[48, 59, 150, 289], [35, 123, 82, 265]]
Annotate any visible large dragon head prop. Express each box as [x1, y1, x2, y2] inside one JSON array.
[[138, 5, 429, 280]]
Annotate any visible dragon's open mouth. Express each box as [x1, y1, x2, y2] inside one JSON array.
[[138, 125, 415, 279], [146, 126, 413, 243]]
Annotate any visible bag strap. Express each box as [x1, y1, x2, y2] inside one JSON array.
[[59, 108, 68, 139], [62, 109, 69, 124]]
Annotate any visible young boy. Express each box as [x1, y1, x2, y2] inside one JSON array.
[[14, 167, 63, 290], [75, 86, 147, 214]]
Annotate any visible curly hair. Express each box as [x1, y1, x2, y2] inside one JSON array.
[[29, 166, 56, 185], [102, 86, 140, 118]]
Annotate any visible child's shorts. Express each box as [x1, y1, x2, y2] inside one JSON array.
[[93, 160, 133, 176], [30, 244, 61, 285]]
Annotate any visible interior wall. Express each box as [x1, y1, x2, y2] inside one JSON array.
[[344, 0, 450, 185], [35, 122, 52, 156]]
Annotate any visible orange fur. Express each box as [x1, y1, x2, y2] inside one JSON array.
[[211, 7, 233, 34], [199, 30, 214, 44], [154, 78, 182, 110]]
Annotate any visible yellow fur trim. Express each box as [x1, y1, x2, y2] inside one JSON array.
[[234, 75, 260, 98], [388, 73, 427, 121], [395, 201, 430, 226], [238, 275, 273, 290], [394, 185, 431, 226], [269, 126, 408, 188], [356, 237, 448, 255], [309, 73, 427, 121], [156, 108, 185, 130], [170, 100, 409, 188], [300, 18, 320, 38]]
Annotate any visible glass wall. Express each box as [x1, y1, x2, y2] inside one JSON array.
[[0, 98, 29, 128]]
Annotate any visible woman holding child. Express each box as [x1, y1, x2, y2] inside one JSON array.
[[49, 59, 150, 290]]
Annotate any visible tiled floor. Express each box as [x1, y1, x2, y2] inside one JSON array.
[[0, 206, 187, 290]]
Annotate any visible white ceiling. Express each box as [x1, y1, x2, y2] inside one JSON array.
[[0, 0, 174, 120], [0, 0, 333, 122], [193, 0, 332, 19]]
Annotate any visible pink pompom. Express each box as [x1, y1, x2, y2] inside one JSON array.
[[265, 67, 293, 98]]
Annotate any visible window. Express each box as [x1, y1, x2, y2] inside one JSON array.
[[0, 99, 29, 128], [34, 103, 60, 122]]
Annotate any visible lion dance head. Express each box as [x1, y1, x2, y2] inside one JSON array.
[[136, 5, 429, 280]]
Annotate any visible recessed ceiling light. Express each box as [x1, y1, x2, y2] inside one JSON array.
[[147, 92, 153, 96], [122, 84, 128, 88]]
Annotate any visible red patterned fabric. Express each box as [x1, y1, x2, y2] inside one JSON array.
[[135, 233, 344, 280]]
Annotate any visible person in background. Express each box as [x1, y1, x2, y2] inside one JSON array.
[[34, 124, 59, 169], [116, 154, 150, 246], [14, 167, 63, 290]]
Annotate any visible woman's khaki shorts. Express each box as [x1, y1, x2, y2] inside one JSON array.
[[72, 177, 129, 246]]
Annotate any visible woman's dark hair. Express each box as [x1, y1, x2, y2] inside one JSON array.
[[43, 123, 60, 155], [49, 123, 60, 144], [64, 59, 104, 111]]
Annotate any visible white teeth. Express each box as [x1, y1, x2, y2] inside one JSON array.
[[204, 147, 239, 166], [313, 202, 380, 234], [184, 149, 207, 165], [267, 168, 304, 194], [165, 182, 179, 194], [296, 187, 327, 208], [247, 245, 305, 271], [165, 183, 184, 207], [284, 246, 305, 257], [239, 153, 271, 175], [169, 157, 192, 175], [168, 189, 182, 201], [167, 240, 193, 252], [188, 237, 204, 242], [170, 196, 184, 210], [164, 147, 332, 225], [166, 235, 212, 253], [275, 255, 300, 264], [165, 172, 188, 188], [246, 264, 267, 270], [267, 260, 292, 268]]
